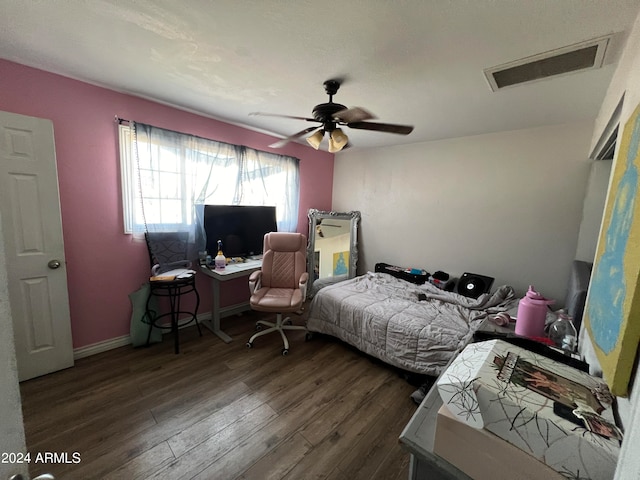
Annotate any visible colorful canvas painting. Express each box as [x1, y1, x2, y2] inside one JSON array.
[[333, 251, 349, 276], [585, 102, 640, 397]]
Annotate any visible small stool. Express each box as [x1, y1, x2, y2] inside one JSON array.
[[144, 273, 201, 354]]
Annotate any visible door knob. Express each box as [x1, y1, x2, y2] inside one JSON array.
[[47, 259, 62, 269]]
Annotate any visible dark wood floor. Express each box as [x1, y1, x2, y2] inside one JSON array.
[[20, 307, 420, 480]]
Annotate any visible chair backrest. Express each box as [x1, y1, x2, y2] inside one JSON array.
[[260, 232, 307, 289], [565, 260, 592, 332], [145, 232, 191, 274]]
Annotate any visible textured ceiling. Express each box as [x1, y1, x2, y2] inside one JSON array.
[[1, 0, 639, 151]]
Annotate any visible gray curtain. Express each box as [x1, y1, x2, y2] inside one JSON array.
[[131, 122, 300, 260]]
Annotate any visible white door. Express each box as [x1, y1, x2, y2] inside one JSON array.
[[0, 110, 74, 381]]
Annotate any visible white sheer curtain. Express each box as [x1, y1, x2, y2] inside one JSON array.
[[132, 122, 300, 259]]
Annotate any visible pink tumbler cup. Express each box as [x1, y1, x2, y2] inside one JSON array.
[[515, 285, 555, 338]]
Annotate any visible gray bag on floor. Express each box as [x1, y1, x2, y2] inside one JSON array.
[[129, 282, 162, 347]]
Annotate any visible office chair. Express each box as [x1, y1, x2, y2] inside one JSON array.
[[144, 232, 201, 354], [246, 232, 308, 355]]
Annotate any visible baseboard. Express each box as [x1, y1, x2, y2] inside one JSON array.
[[73, 335, 131, 360], [73, 311, 212, 360]]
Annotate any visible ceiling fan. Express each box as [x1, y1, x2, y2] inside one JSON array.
[[250, 79, 414, 152]]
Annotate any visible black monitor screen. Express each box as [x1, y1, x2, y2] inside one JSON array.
[[203, 205, 277, 258]]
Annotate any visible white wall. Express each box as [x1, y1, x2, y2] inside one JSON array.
[[575, 160, 613, 262], [0, 213, 28, 479], [333, 122, 592, 304]]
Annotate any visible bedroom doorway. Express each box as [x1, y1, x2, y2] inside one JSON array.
[[0, 110, 74, 381]]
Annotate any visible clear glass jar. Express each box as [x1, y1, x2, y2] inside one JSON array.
[[548, 310, 577, 353]]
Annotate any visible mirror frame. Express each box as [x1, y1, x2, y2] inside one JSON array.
[[307, 209, 361, 296]]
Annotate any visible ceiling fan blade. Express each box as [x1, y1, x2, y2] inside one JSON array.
[[268, 126, 321, 148], [347, 121, 414, 135], [250, 112, 318, 123], [333, 107, 375, 123]]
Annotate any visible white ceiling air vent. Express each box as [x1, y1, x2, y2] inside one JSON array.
[[484, 35, 612, 92]]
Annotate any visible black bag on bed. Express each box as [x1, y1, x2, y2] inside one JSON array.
[[374, 262, 429, 285]]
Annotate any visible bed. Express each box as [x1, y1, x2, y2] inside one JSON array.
[[306, 271, 518, 376]]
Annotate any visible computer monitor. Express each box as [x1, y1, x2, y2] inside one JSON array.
[[202, 205, 277, 258]]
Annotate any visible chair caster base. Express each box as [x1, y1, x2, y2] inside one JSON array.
[[246, 342, 253, 349], [282, 348, 289, 356]]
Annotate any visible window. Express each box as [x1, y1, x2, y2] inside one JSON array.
[[118, 122, 300, 236]]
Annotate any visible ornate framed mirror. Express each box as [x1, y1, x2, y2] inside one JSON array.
[[307, 209, 361, 296]]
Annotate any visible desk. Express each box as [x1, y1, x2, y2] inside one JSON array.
[[199, 259, 261, 342], [399, 318, 525, 479], [399, 359, 471, 480], [399, 319, 508, 479]]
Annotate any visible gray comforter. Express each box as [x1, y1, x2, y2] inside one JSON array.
[[307, 272, 517, 376]]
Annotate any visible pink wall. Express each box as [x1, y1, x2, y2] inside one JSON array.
[[0, 59, 334, 349]]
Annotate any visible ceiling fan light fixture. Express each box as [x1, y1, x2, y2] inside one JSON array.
[[328, 128, 348, 153], [253, 79, 413, 149], [306, 130, 324, 149]]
